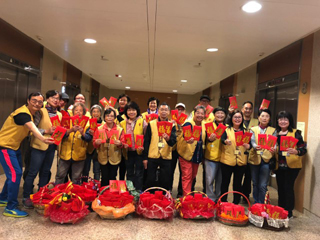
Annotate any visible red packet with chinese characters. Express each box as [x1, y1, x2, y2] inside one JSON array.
[[89, 118, 98, 131], [95, 129, 107, 144], [177, 113, 188, 125], [289, 137, 299, 149], [235, 131, 243, 146], [51, 126, 67, 145], [135, 135, 144, 149], [214, 124, 227, 139], [109, 180, 119, 193], [157, 121, 166, 137], [124, 134, 132, 147], [71, 115, 80, 126], [60, 116, 71, 129], [205, 122, 215, 138], [99, 97, 109, 108], [182, 125, 192, 141], [79, 116, 89, 128], [118, 180, 127, 193], [258, 134, 267, 149], [260, 99, 270, 110], [109, 96, 117, 107], [229, 96, 238, 109], [109, 130, 119, 144], [280, 136, 290, 151], [151, 113, 158, 121], [205, 105, 214, 118], [171, 110, 178, 121], [192, 126, 202, 141], [265, 135, 277, 150], [50, 115, 60, 127], [242, 132, 253, 144], [165, 122, 173, 137]]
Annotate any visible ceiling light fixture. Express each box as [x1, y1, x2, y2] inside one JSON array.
[[207, 48, 218, 52], [115, 74, 122, 78], [84, 38, 97, 44], [181, 80, 188, 83], [125, 86, 130, 89], [173, 90, 178, 93], [242, 1, 262, 13]]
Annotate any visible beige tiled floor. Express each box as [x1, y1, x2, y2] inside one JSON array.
[[0, 157, 320, 240]]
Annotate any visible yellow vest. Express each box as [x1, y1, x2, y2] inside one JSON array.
[[191, 111, 215, 124], [276, 129, 303, 169], [220, 128, 247, 166], [244, 118, 259, 131], [141, 111, 148, 120], [205, 122, 223, 162], [248, 126, 276, 165], [177, 119, 206, 161], [148, 119, 173, 160], [96, 124, 123, 165], [120, 118, 144, 158], [30, 108, 62, 151], [59, 124, 90, 161], [0, 105, 34, 150], [172, 123, 183, 151]]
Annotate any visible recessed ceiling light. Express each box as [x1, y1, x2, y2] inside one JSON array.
[[207, 48, 218, 52], [84, 38, 97, 44], [173, 90, 178, 93], [115, 74, 122, 78], [181, 80, 188, 83], [242, 1, 262, 13], [125, 86, 130, 89]]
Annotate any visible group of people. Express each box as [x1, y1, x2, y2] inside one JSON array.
[[0, 91, 306, 219]]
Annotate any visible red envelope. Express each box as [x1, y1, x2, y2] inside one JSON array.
[[235, 131, 243, 146], [258, 134, 267, 149], [205, 122, 215, 138], [229, 96, 238, 109], [95, 129, 107, 144], [60, 116, 71, 129], [242, 132, 253, 144], [280, 136, 290, 151], [192, 126, 202, 141], [157, 121, 166, 137], [135, 135, 144, 149], [60, 110, 69, 117], [109, 130, 119, 144], [99, 97, 109, 108], [79, 116, 89, 128], [109, 96, 117, 107], [182, 125, 192, 141], [146, 113, 158, 123], [289, 137, 299, 149], [165, 122, 173, 137], [214, 124, 227, 139], [260, 99, 270, 110], [265, 135, 277, 150], [109, 180, 119, 193], [72, 115, 80, 126], [171, 110, 178, 121], [51, 126, 67, 145], [205, 105, 214, 118], [124, 134, 132, 147], [177, 113, 188, 125], [118, 180, 127, 193], [89, 118, 98, 131], [50, 115, 60, 127]]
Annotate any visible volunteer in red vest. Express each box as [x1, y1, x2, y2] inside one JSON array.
[[0, 92, 54, 217], [275, 111, 306, 218]]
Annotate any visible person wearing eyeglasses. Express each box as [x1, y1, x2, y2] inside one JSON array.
[[0, 92, 54, 218]]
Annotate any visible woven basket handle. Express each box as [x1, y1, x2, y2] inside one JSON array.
[[143, 187, 173, 202], [181, 191, 208, 203], [217, 191, 251, 208]]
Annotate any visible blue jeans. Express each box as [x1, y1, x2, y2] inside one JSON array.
[[250, 161, 270, 204], [0, 148, 22, 209], [23, 145, 56, 198], [204, 159, 222, 202], [82, 150, 100, 181]]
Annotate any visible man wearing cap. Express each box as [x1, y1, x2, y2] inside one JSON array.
[[59, 92, 70, 116], [190, 95, 215, 124]]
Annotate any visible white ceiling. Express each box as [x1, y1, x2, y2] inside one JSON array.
[[1, 0, 320, 94]]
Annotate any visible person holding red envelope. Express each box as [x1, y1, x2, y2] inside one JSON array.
[[119, 101, 147, 191], [93, 108, 125, 187], [55, 103, 93, 184], [177, 105, 206, 196], [248, 109, 276, 204], [220, 110, 251, 204], [141, 97, 160, 121], [191, 95, 215, 124], [275, 111, 307, 218]]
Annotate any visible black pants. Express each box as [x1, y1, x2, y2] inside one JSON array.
[[119, 155, 126, 180], [100, 162, 118, 187], [220, 163, 246, 204], [241, 165, 251, 198], [276, 168, 300, 216], [125, 151, 144, 191], [146, 158, 171, 191], [170, 151, 182, 195]]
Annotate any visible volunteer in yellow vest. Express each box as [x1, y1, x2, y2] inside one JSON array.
[[120, 101, 147, 191], [56, 103, 93, 184], [0, 93, 54, 218], [82, 105, 104, 181], [275, 111, 306, 218], [204, 106, 227, 202], [93, 108, 124, 187], [177, 105, 206, 196], [143, 102, 176, 191], [22, 90, 62, 209], [189, 95, 215, 124], [141, 97, 160, 120], [67, 93, 91, 118], [220, 110, 251, 204], [170, 102, 186, 197], [249, 109, 276, 204]]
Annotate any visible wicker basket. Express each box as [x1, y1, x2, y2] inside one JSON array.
[[217, 191, 250, 226], [31, 182, 57, 215]]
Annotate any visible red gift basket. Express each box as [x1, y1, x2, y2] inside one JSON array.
[[136, 187, 175, 220], [217, 191, 250, 226], [249, 191, 289, 230], [175, 191, 216, 219], [44, 182, 89, 224], [92, 185, 135, 219], [79, 176, 101, 191]]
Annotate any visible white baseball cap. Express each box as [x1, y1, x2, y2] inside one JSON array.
[[175, 103, 186, 109]]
